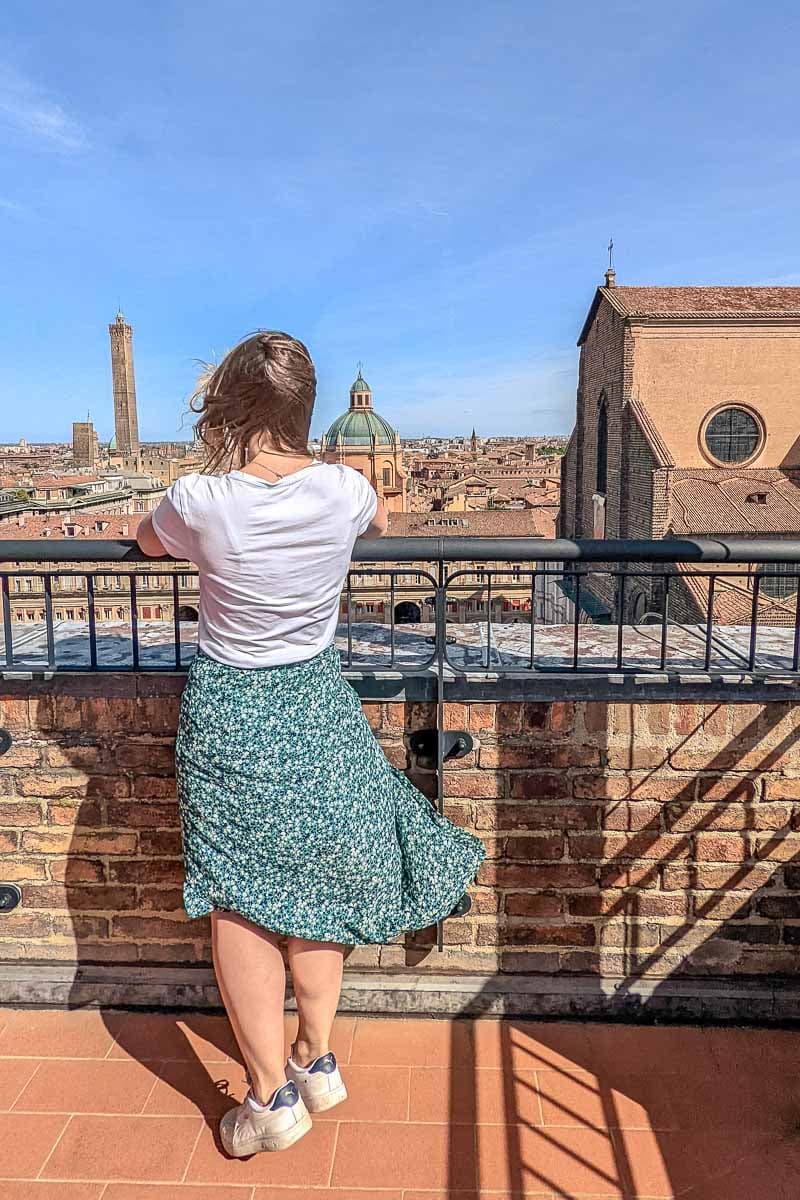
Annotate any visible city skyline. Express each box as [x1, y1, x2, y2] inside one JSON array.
[[3, 3, 800, 441]]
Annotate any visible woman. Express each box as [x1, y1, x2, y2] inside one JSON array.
[[137, 331, 485, 1158]]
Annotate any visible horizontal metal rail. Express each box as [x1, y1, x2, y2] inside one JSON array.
[[1, 535, 800, 565]]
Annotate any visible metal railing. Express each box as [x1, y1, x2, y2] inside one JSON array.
[[1, 536, 799, 678]]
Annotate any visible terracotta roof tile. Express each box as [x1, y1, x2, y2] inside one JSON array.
[[605, 286, 800, 318], [668, 469, 800, 535]]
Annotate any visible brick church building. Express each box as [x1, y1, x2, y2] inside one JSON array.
[[558, 275, 800, 623]]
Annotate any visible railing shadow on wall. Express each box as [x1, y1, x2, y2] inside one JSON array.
[[435, 697, 800, 1198]]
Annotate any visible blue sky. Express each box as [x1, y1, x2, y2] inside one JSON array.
[[1, 1, 799, 443]]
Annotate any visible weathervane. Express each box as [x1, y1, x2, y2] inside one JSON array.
[[607, 237, 614, 270]]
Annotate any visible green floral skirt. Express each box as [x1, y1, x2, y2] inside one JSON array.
[[175, 643, 486, 945]]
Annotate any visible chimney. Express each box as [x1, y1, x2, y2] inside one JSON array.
[[17, 512, 25, 527], [121, 522, 129, 536], [604, 267, 616, 288]]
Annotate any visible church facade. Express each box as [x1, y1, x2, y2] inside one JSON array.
[[559, 276, 800, 622], [320, 370, 407, 512]]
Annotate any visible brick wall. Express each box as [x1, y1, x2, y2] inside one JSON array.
[[2, 677, 800, 992]]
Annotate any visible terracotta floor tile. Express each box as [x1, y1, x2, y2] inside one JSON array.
[[13, 1058, 160, 1115], [185, 1118, 337, 1186], [254, 1192, 402, 1200], [588, 1023, 718, 1079], [143, 1059, 244, 1118], [666, 1072, 800, 1133], [537, 1069, 674, 1131], [106, 1013, 234, 1063], [0, 1112, 70, 1179], [331, 1121, 477, 1190], [103, 1188, 250, 1200], [476, 1122, 624, 1197], [350, 1017, 472, 1067], [409, 1067, 541, 1126], [0, 1059, 41, 1110], [1, 1185, 104, 1200], [471, 1021, 594, 1073], [0, 1010, 116, 1059], [706, 1025, 800, 1074], [313, 1063, 410, 1122], [617, 1129, 798, 1199], [41, 1114, 202, 1181]]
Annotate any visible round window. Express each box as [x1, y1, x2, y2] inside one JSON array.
[[703, 406, 762, 464]]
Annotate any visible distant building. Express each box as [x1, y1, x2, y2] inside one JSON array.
[[321, 370, 407, 512], [559, 275, 800, 622], [109, 311, 140, 455], [72, 419, 96, 468]]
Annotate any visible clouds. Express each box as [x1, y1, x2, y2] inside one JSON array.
[[0, 65, 87, 152]]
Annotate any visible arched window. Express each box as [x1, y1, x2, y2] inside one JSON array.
[[596, 397, 608, 494]]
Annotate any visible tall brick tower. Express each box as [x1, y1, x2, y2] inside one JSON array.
[[108, 310, 140, 455]]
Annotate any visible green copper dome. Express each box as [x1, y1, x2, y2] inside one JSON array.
[[108, 432, 118, 451], [350, 371, 371, 393], [323, 408, 397, 447]]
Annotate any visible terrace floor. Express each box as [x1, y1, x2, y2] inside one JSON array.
[[0, 1009, 799, 1198], [3, 618, 800, 676]]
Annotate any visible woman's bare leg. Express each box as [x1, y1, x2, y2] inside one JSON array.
[[212, 910, 288, 1104], [286, 937, 346, 1066]]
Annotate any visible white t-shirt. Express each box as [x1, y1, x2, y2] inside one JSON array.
[[149, 462, 378, 668]]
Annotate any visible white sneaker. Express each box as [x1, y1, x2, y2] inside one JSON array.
[[285, 1050, 348, 1113], [220, 1080, 312, 1157]]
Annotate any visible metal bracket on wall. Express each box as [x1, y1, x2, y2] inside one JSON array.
[[0, 885, 21, 913], [408, 729, 473, 771], [0, 729, 11, 756]]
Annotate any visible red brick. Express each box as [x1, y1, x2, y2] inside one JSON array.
[[80, 697, 139, 731], [0, 911, 52, 936], [480, 743, 599, 769], [0, 830, 21, 852], [111, 915, 193, 939], [0, 697, 30, 729], [114, 741, 175, 771], [17, 771, 129, 799], [139, 830, 182, 856], [694, 834, 750, 863], [44, 742, 104, 769], [106, 801, 179, 829], [693, 892, 751, 919], [23, 884, 137, 911], [571, 892, 688, 918], [130, 776, 177, 799], [0, 857, 47, 881], [606, 746, 669, 769], [138, 886, 185, 911], [473, 801, 594, 832], [0, 800, 43, 825], [46, 801, 101, 826], [570, 832, 691, 861], [504, 834, 564, 860], [49, 857, 106, 883], [0, 743, 41, 767], [495, 702, 522, 733], [108, 858, 183, 884], [600, 864, 659, 888], [663, 863, 775, 890], [602, 802, 663, 831], [442, 703, 467, 731], [137, 942, 198, 963], [508, 773, 570, 800], [467, 703, 496, 732], [765, 778, 800, 801], [443, 771, 504, 799], [504, 893, 563, 917], [548, 701, 575, 733], [478, 922, 596, 947], [696, 776, 758, 803], [363, 704, 383, 731]]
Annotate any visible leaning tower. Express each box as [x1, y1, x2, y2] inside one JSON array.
[[108, 310, 140, 455]]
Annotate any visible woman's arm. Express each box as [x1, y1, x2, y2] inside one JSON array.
[[136, 513, 170, 557], [360, 496, 389, 540]]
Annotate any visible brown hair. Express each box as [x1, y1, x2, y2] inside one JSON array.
[[190, 330, 316, 473]]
